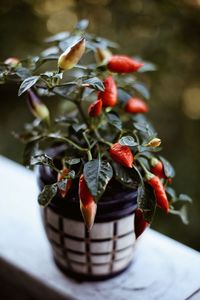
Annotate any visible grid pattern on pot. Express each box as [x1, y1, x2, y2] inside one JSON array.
[[44, 207, 136, 276]]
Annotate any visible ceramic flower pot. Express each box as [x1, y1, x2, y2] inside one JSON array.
[[37, 147, 138, 280]]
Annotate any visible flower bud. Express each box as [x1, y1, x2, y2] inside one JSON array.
[[4, 57, 20, 68], [58, 38, 86, 71], [146, 138, 161, 147], [27, 89, 50, 124], [95, 47, 112, 64]]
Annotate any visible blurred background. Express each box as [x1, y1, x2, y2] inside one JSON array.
[[0, 0, 199, 250]]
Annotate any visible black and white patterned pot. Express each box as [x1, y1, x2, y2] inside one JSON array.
[[38, 150, 138, 280]]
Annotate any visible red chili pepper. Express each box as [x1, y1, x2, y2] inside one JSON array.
[[88, 99, 102, 117], [150, 158, 165, 179], [107, 55, 144, 73], [109, 143, 134, 168], [150, 158, 172, 184], [98, 76, 117, 107], [125, 97, 148, 114], [134, 208, 149, 239], [57, 167, 72, 198], [79, 174, 97, 230], [146, 172, 169, 213]]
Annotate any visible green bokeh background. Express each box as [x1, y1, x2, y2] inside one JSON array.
[[0, 0, 199, 250]]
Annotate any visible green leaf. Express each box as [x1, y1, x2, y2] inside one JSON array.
[[16, 67, 32, 80], [75, 19, 89, 31], [134, 120, 157, 143], [83, 158, 113, 201], [132, 82, 150, 100], [45, 32, 69, 43], [107, 112, 122, 130], [83, 77, 104, 91], [59, 36, 81, 52], [119, 136, 138, 146], [117, 89, 131, 103], [177, 193, 192, 203], [18, 76, 40, 96], [137, 183, 156, 223], [30, 154, 55, 169], [54, 115, 78, 124], [159, 156, 175, 178], [138, 62, 157, 73], [38, 184, 58, 206], [112, 162, 139, 188], [53, 83, 77, 98], [166, 187, 176, 201], [72, 123, 87, 132], [64, 158, 81, 165]]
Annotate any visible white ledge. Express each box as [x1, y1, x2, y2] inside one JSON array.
[[0, 155, 200, 300]]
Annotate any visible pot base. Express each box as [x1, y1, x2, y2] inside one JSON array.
[[54, 256, 134, 281], [43, 206, 136, 280]]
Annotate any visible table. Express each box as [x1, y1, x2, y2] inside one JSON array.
[[0, 155, 199, 300]]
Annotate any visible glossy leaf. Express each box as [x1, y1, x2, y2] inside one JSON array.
[[45, 32, 70, 43], [38, 184, 58, 206], [75, 19, 89, 30], [107, 112, 122, 130], [112, 161, 139, 188], [30, 153, 55, 169], [83, 158, 113, 200], [119, 136, 138, 146], [137, 184, 156, 223], [159, 156, 175, 178], [83, 77, 104, 91], [53, 84, 77, 98], [65, 158, 81, 165], [132, 82, 150, 100], [18, 76, 40, 96]]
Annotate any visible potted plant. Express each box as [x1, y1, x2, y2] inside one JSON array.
[[1, 20, 192, 280]]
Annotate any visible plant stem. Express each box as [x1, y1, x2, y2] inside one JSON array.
[[93, 129, 112, 147]]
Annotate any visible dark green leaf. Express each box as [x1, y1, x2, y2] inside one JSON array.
[[177, 194, 192, 203], [75, 19, 89, 30], [16, 67, 32, 80], [83, 158, 113, 201], [53, 84, 77, 98], [119, 136, 138, 146], [54, 115, 78, 124], [117, 89, 131, 103], [159, 156, 175, 178], [83, 77, 104, 91], [38, 184, 58, 206], [137, 183, 156, 223], [166, 187, 176, 201], [59, 36, 81, 52], [107, 112, 122, 130], [72, 123, 87, 132], [112, 162, 139, 188], [41, 47, 59, 58], [57, 179, 68, 190], [132, 82, 150, 100], [30, 154, 55, 169], [134, 121, 157, 143], [65, 158, 81, 165], [18, 76, 40, 96]]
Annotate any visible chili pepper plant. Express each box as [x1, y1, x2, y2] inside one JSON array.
[[1, 20, 192, 237]]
